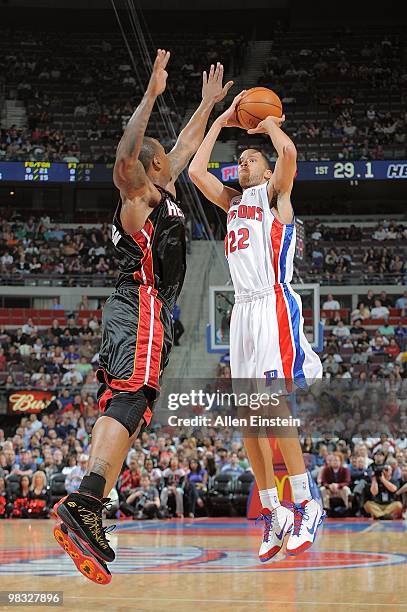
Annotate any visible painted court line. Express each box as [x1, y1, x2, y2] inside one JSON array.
[[65, 597, 407, 607]]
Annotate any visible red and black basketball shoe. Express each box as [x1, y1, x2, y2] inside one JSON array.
[[53, 491, 116, 584], [54, 521, 112, 585]]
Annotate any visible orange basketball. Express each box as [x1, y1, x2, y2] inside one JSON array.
[[236, 87, 283, 130]]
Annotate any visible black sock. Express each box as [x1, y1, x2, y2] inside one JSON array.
[[78, 473, 106, 500]]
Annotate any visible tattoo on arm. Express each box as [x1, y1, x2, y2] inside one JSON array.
[[169, 141, 193, 182], [86, 457, 112, 478]]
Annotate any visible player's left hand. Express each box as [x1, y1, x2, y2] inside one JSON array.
[[247, 115, 285, 134], [202, 62, 234, 103]]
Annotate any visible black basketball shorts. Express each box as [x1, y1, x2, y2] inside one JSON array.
[[96, 285, 173, 420]]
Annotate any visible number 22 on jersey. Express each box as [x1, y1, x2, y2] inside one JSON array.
[[224, 228, 250, 257]]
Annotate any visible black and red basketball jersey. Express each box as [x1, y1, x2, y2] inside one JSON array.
[[111, 185, 186, 310]]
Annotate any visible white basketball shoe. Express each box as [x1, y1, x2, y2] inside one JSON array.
[[286, 499, 326, 556], [258, 505, 294, 563]]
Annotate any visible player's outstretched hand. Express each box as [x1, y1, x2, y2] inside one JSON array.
[[247, 115, 285, 134], [202, 62, 234, 104], [214, 90, 247, 128], [147, 49, 170, 97]]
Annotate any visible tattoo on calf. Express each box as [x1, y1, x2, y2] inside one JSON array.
[[87, 457, 112, 477]]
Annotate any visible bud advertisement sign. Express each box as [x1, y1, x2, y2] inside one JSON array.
[[8, 391, 54, 414]]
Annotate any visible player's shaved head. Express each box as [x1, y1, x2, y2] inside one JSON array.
[[139, 137, 163, 172], [241, 148, 271, 170]]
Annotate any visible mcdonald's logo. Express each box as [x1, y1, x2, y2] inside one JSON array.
[[274, 474, 292, 502]]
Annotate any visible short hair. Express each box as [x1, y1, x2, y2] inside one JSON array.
[[242, 148, 272, 169], [139, 137, 161, 172]]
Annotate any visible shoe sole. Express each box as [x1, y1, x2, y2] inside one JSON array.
[[51, 496, 67, 520], [259, 522, 293, 563], [286, 512, 326, 557], [54, 521, 111, 585], [57, 503, 114, 563]]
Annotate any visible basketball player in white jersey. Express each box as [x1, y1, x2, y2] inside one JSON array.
[[189, 91, 325, 560]]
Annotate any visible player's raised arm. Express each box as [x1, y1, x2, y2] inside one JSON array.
[[113, 50, 170, 214], [248, 115, 297, 224], [166, 62, 233, 193], [188, 91, 246, 212]]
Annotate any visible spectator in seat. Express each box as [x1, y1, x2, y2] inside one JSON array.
[[22, 318, 37, 335], [350, 319, 366, 336], [371, 299, 390, 319], [394, 325, 407, 351], [379, 291, 392, 308], [185, 458, 208, 518], [120, 474, 160, 520], [161, 457, 186, 518], [322, 294, 340, 310], [11, 474, 31, 518], [349, 455, 372, 515], [14, 449, 36, 477], [320, 452, 351, 512], [351, 302, 370, 323], [51, 298, 64, 310], [372, 434, 395, 456], [61, 454, 78, 476], [220, 452, 244, 475], [142, 458, 162, 488], [332, 320, 350, 339], [350, 346, 369, 365], [65, 453, 88, 494], [364, 465, 402, 519], [378, 319, 395, 337], [364, 289, 376, 309], [119, 456, 141, 498], [0, 476, 9, 518], [385, 339, 400, 358], [395, 291, 407, 312], [28, 470, 50, 518], [395, 463, 407, 518]]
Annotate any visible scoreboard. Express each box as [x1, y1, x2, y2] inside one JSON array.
[[0, 161, 114, 183], [0, 160, 407, 183], [209, 160, 407, 182]]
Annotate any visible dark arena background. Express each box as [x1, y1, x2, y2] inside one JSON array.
[[0, 0, 406, 610]]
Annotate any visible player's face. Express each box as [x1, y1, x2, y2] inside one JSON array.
[[237, 150, 272, 189], [155, 143, 172, 185]]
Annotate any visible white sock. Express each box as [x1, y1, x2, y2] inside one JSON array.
[[259, 487, 280, 511], [289, 473, 311, 504]]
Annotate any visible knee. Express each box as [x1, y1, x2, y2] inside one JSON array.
[[103, 388, 154, 436]]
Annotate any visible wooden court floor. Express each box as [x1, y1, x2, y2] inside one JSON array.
[[0, 518, 406, 612]]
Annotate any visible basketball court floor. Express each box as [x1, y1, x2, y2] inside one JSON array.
[[0, 518, 405, 611]]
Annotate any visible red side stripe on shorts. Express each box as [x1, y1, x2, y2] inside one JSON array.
[[131, 220, 154, 286], [143, 406, 153, 426], [275, 287, 294, 381], [145, 295, 164, 386], [98, 388, 112, 413], [271, 218, 283, 283], [100, 286, 163, 393]]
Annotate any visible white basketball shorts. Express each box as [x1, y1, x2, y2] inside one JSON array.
[[230, 285, 322, 387]]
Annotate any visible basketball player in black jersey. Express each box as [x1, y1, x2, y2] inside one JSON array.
[[53, 49, 233, 583]]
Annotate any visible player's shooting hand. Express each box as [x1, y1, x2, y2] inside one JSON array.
[[214, 90, 247, 128], [247, 115, 285, 134], [147, 49, 170, 97], [202, 62, 234, 104]]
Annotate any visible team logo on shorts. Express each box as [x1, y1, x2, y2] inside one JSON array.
[[264, 370, 278, 385]]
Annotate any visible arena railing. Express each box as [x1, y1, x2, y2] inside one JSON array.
[[0, 271, 405, 287]]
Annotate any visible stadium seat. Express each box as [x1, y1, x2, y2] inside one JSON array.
[[6, 474, 22, 497], [233, 471, 255, 516], [207, 472, 235, 517], [49, 472, 67, 507]]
